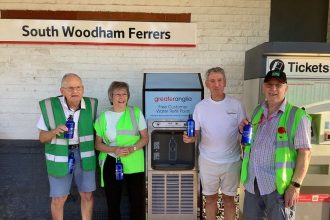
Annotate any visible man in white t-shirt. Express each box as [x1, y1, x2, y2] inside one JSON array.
[[183, 67, 246, 220]]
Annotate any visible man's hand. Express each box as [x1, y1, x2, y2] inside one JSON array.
[[183, 131, 196, 144], [284, 185, 300, 208], [39, 124, 68, 143], [51, 125, 68, 136], [239, 118, 250, 134]]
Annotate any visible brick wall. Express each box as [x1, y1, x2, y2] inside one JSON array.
[[0, 0, 270, 139]]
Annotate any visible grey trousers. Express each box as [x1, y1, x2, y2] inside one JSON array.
[[243, 179, 295, 220]]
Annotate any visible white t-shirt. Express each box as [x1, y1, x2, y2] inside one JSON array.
[[194, 95, 246, 164], [36, 96, 85, 145]]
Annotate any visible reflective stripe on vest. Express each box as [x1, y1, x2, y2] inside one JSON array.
[[275, 161, 295, 169], [45, 99, 56, 129], [81, 150, 95, 158], [286, 106, 298, 148], [79, 135, 94, 143], [50, 138, 67, 145], [45, 153, 67, 162], [243, 152, 249, 159], [90, 98, 96, 121], [276, 140, 291, 148], [46, 150, 96, 162]]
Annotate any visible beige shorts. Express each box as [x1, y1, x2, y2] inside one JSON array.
[[199, 156, 241, 196]]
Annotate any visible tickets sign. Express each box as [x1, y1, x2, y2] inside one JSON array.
[[267, 56, 330, 78]]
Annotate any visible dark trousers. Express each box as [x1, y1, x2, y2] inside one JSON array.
[[103, 155, 145, 220], [243, 179, 295, 220]]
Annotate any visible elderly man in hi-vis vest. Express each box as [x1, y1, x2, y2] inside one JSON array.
[[37, 73, 98, 220], [239, 70, 311, 220]]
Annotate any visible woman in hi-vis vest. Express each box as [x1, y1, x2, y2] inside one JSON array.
[[94, 81, 148, 220]]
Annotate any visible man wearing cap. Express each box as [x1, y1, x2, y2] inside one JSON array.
[[37, 73, 98, 220], [239, 70, 312, 220]]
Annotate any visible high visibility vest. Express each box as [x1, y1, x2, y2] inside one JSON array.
[[39, 96, 98, 177], [94, 106, 144, 187], [240, 102, 311, 195]]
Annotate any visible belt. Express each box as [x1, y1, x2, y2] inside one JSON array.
[[68, 144, 79, 150]]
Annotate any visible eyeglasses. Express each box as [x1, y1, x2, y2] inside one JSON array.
[[265, 83, 284, 89], [113, 93, 128, 97], [62, 86, 83, 92]]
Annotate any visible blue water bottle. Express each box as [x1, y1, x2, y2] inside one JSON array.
[[68, 151, 75, 174], [64, 115, 75, 139], [241, 123, 253, 145], [187, 114, 195, 137], [115, 158, 124, 181]]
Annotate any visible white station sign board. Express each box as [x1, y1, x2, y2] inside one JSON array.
[[267, 56, 330, 78], [0, 19, 196, 47]]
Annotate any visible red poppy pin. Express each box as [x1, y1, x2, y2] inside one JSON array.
[[278, 127, 286, 134]]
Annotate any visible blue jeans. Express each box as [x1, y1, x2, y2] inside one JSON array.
[[243, 179, 295, 220]]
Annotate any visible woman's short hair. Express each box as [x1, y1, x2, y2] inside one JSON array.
[[108, 81, 130, 104]]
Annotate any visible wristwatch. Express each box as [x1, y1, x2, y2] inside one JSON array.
[[291, 181, 301, 188], [133, 146, 137, 151]]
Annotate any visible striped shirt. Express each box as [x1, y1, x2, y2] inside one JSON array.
[[244, 99, 312, 195]]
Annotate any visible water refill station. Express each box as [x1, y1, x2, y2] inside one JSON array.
[[243, 42, 330, 220], [143, 71, 204, 220]]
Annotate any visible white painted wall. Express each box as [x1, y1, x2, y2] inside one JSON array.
[[0, 0, 270, 139], [328, 4, 330, 42]]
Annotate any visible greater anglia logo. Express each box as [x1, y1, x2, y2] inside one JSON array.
[[154, 96, 192, 103]]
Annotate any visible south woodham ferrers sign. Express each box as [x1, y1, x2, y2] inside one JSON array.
[[0, 19, 196, 47]]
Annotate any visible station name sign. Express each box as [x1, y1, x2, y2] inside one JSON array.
[[0, 19, 196, 47], [267, 56, 330, 78]]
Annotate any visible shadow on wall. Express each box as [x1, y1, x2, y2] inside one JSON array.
[[0, 140, 129, 220]]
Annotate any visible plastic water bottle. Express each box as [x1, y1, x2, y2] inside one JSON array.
[[186, 114, 195, 137], [169, 136, 177, 161], [241, 123, 253, 145], [68, 152, 75, 174], [64, 115, 75, 139], [115, 158, 124, 181]]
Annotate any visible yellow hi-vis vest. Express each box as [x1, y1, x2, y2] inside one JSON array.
[[94, 106, 144, 187], [240, 102, 311, 195], [39, 96, 98, 176]]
